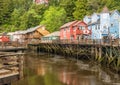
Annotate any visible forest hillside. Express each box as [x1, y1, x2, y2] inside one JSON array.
[[0, 0, 120, 32]]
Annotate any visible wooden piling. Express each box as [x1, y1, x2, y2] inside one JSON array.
[[18, 55, 24, 79], [28, 43, 120, 72], [95, 47, 98, 60]]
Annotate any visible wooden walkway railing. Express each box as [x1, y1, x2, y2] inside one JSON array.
[[0, 41, 28, 48], [0, 52, 24, 84], [46, 39, 120, 46]]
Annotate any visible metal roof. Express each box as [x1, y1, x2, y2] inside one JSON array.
[[43, 31, 60, 37], [60, 20, 78, 29], [88, 19, 100, 25], [25, 25, 42, 33], [73, 21, 87, 26]]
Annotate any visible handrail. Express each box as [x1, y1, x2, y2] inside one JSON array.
[[0, 41, 27, 48], [41, 39, 120, 46]]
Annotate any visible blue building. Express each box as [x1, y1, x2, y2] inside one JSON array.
[[83, 6, 120, 40]]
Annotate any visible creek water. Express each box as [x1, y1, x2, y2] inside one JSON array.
[[12, 53, 120, 85]]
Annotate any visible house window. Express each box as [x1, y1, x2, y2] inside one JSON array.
[[98, 25, 100, 29], [111, 23, 114, 27], [68, 27, 70, 31], [114, 14, 118, 19], [79, 26, 85, 30], [103, 26, 107, 29], [95, 25, 97, 30], [73, 27, 76, 31], [64, 28, 66, 31]]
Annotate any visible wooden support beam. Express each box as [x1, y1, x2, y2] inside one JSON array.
[[99, 47, 102, 60], [95, 47, 98, 60]]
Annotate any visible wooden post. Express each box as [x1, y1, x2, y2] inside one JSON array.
[[95, 47, 98, 59], [2, 42, 4, 48], [110, 46, 112, 58], [16, 39, 18, 47], [18, 55, 24, 79], [91, 47, 94, 55], [99, 47, 102, 59]]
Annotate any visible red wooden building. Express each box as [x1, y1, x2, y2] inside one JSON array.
[[60, 20, 91, 41], [0, 35, 9, 42]]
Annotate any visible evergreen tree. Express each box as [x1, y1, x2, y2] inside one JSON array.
[[0, 0, 14, 25], [73, 0, 87, 20], [41, 6, 66, 32], [20, 9, 41, 30], [60, 0, 76, 22], [1, 0, 120, 32]]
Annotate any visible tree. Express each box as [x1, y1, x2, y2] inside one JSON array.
[[40, 6, 66, 32], [30, 4, 48, 22], [11, 9, 21, 26], [12, 0, 33, 10], [59, 0, 76, 22], [1, 0, 120, 32], [48, 0, 60, 6], [0, 0, 14, 25], [73, 0, 87, 20], [87, 0, 101, 14], [19, 9, 41, 30]]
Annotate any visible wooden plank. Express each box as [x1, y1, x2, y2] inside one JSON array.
[[0, 72, 19, 79], [0, 47, 27, 52], [0, 53, 25, 57], [0, 73, 19, 84], [0, 69, 11, 75]]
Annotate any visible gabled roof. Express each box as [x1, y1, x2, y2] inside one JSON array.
[[110, 10, 120, 16], [102, 6, 109, 13], [84, 15, 91, 19], [43, 31, 60, 37], [60, 20, 78, 29], [7, 32, 15, 35], [92, 13, 100, 16], [88, 19, 100, 25], [73, 21, 87, 26], [26, 25, 41, 33], [12, 25, 50, 36], [37, 27, 50, 36], [14, 31, 27, 35]]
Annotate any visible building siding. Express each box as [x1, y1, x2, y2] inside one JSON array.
[[84, 7, 120, 40]]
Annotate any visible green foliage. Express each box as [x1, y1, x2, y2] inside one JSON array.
[[12, 0, 33, 10], [11, 9, 21, 29], [73, 0, 88, 20], [20, 9, 41, 30], [48, 0, 60, 6], [59, 0, 76, 21], [41, 6, 66, 32], [1, 0, 120, 32], [0, 0, 14, 25]]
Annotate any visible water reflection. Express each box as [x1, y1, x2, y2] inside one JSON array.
[[12, 53, 120, 85]]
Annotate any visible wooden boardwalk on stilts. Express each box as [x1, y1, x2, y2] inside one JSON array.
[[28, 39, 120, 73], [0, 45, 25, 85]]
